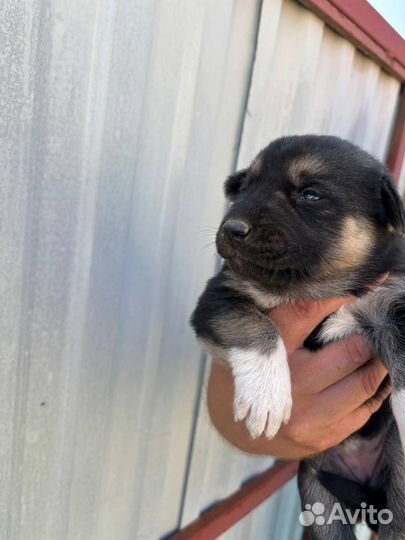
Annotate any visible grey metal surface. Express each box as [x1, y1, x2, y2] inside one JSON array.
[[0, 0, 401, 539], [399, 160, 405, 194], [1, 0, 266, 539], [238, 0, 400, 170]]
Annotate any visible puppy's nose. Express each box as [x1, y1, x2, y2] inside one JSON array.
[[222, 219, 251, 240]]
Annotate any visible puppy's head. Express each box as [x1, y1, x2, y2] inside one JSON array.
[[217, 135, 405, 288]]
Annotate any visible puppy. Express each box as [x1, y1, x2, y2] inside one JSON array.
[[191, 135, 405, 539]]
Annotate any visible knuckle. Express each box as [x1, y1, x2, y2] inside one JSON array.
[[362, 394, 384, 415], [284, 421, 307, 445], [284, 417, 334, 454], [343, 337, 370, 366], [359, 364, 382, 397]]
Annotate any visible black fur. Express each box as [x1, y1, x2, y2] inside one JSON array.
[[317, 470, 386, 532]]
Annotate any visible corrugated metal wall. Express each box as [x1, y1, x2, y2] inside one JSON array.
[[0, 0, 401, 539]]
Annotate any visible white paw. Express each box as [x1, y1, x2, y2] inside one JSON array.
[[229, 339, 292, 439], [319, 305, 358, 344]]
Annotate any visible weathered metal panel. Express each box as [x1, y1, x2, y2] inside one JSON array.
[[238, 0, 400, 170], [0, 1, 261, 539], [1, 0, 402, 539], [182, 1, 401, 539], [399, 160, 405, 194]]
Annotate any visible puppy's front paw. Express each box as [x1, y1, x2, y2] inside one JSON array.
[[319, 305, 359, 344], [229, 339, 292, 439]]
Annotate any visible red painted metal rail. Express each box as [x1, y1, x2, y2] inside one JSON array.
[[170, 461, 299, 540], [297, 0, 405, 81]]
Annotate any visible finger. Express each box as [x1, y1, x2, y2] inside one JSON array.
[[316, 358, 388, 419], [325, 380, 392, 447], [270, 297, 353, 352], [290, 336, 373, 394]]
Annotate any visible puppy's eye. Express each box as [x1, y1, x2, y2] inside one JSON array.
[[299, 189, 321, 202]]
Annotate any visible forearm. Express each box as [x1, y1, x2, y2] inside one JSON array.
[[207, 350, 388, 460]]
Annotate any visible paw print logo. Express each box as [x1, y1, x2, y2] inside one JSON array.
[[299, 502, 325, 526]]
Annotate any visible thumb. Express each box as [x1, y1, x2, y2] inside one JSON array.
[[270, 297, 353, 353]]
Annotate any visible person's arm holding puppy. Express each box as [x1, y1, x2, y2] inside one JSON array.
[[207, 297, 390, 459]]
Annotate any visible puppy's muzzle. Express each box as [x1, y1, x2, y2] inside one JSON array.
[[216, 219, 251, 260], [221, 219, 251, 242], [217, 216, 289, 263]]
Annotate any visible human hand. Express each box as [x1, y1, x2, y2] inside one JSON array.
[[207, 297, 390, 459]]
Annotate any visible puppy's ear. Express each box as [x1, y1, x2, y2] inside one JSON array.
[[381, 174, 405, 233], [224, 169, 247, 201]]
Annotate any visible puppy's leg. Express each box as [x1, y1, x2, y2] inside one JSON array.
[[228, 340, 291, 439], [191, 273, 292, 439], [298, 461, 356, 540], [378, 424, 405, 539], [319, 280, 405, 451]]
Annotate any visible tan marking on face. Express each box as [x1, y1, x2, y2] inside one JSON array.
[[329, 216, 375, 271], [288, 155, 326, 183]]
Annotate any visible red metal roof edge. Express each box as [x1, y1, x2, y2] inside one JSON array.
[[297, 0, 405, 82]]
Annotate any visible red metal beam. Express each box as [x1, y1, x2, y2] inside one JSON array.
[[171, 460, 299, 540], [296, 0, 405, 82], [387, 86, 405, 182], [329, 0, 405, 60]]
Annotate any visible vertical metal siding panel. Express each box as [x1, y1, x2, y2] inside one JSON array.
[[84, 1, 263, 539], [368, 71, 402, 160], [239, 0, 400, 170], [1, 0, 261, 539], [334, 50, 399, 157], [399, 160, 405, 194], [0, 1, 40, 537], [305, 25, 400, 158], [1, 1, 117, 539], [304, 32, 357, 134], [59, 1, 154, 539], [99, 3, 211, 538]]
